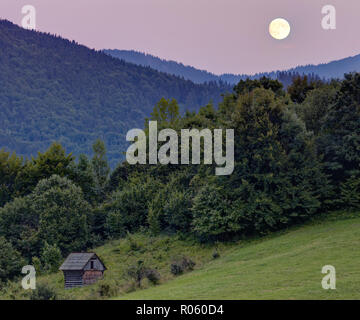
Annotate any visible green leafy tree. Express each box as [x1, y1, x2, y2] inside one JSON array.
[[192, 185, 235, 241], [32, 175, 90, 254], [288, 75, 318, 103], [69, 154, 96, 203], [340, 176, 360, 210], [233, 77, 284, 97], [149, 98, 181, 127], [92, 140, 110, 201], [318, 73, 360, 189], [16, 143, 74, 196], [105, 178, 162, 237], [194, 87, 327, 239], [0, 237, 25, 283], [0, 150, 23, 207], [299, 84, 338, 134], [0, 196, 40, 260]]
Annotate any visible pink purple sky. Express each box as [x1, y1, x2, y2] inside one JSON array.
[[1, 0, 360, 75]]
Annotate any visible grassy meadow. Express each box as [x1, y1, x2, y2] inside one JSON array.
[[1, 211, 359, 300]]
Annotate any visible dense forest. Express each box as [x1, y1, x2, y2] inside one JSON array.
[[0, 20, 230, 168], [105, 49, 359, 85], [0, 73, 359, 286]]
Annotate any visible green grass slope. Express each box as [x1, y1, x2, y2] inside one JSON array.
[[1, 212, 358, 300], [118, 214, 360, 300]]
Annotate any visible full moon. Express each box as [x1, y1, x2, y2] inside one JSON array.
[[269, 18, 291, 40]]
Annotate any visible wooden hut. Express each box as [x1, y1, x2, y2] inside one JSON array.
[[59, 253, 106, 289]]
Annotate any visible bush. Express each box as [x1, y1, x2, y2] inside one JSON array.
[[40, 242, 62, 274], [170, 256, 196, 276], [126, 260, 147, 288], [126, 232, 141, 251], [126, 260, 160, 287], [31, 256, 43, 275], [145, 269, 161, 285], [30, 282, 57, 300], [97, 281, 117, 298], [212, 250, 220, 259]]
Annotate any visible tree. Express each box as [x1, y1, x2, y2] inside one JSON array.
[[15, 143, 74, 196], [233, 77, 284, 97], [340, 175, 360, 210], [69, 154, 96, 204], [196, 87, 327, 238], [192, 185, 235, 241], [148, 98, 181, 128], [91, 140, 110, 201], [0, 196, 40, 260], [105, 178, 162, 237], [0, 150, 23, 207], [299, 84, 338, 134], [288, 75, 318, 103], [318, 73, 360, 190], [32, 175, 90, 254], [0, 237, 25, 283]]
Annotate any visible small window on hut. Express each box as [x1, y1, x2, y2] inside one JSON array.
[[90, 260, 94, 269]]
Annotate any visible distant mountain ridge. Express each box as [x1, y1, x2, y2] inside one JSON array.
[[105, 49, 360, 85]]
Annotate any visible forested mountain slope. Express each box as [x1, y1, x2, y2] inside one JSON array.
[[0, 20, 230, 167]]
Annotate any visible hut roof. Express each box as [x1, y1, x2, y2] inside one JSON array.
[[59, 252, 106, 271]]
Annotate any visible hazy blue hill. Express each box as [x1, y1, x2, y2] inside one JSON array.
[[0, 20, 230, 167], [105, 49, 360, 85], [287, 54, 360, 79], [104, 49, 221, 84]]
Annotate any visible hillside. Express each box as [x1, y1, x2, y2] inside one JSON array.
[[0, 20, 230, 167], [105, 49, 360, 85], [119, 213, 360, 300], [2, 212, 358, 300]]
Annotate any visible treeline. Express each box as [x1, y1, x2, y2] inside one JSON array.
[[1, 74, 360, 284]]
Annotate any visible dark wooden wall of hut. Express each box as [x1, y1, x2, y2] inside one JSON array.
[[63, 271, 83, 289]]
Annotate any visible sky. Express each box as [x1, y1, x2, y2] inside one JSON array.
[[0, 0, 359, 75]]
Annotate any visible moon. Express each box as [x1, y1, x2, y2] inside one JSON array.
[[269, 18, 291, 40]]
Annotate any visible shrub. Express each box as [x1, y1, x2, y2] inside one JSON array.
[[170, 256, 196, 276], [145, 269, 161, 285], [40, 242, 62, 274], [30, 282, 57, 300], [31, 256, 43, 275], [126, 260, 147, 288], [127, 232, 141, 251], [212, 250, 220, 259], [97, 281, 117, 298], [126, 261, 160, 287]]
